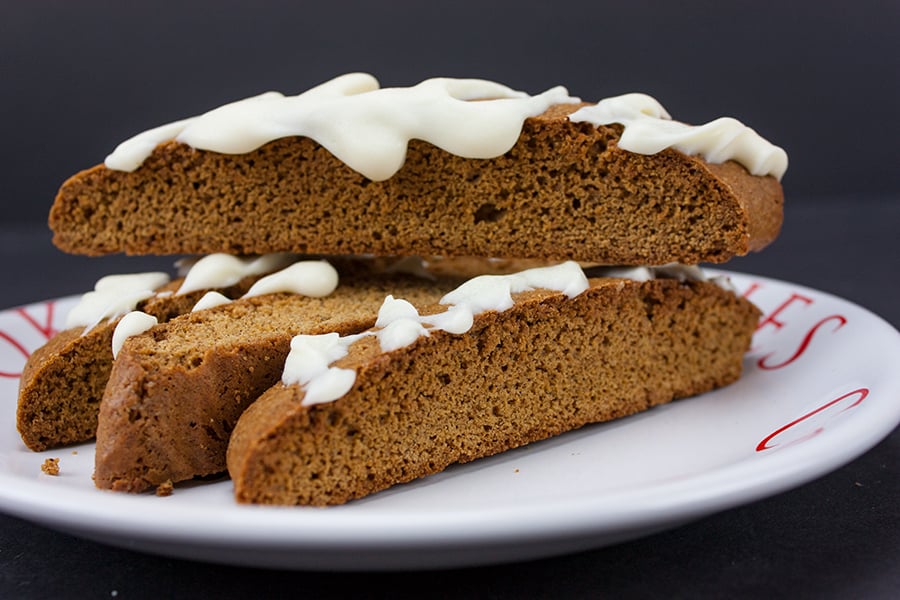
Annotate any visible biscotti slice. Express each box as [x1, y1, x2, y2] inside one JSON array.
[[16, 253, 306, 451], [16, 271, 263, 451], [227, 268, 760, 506], [49, 75, 785, 265], [94, 272, 462, 493]]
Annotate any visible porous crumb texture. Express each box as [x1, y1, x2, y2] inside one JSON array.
[[16, 274, 261, 451], [227, 278, 761, 506], [93, 274, 460, 493], [49, 105, 782, 264]]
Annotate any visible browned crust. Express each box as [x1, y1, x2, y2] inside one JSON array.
[[49, 106, 783, 264], [227, 278, 761, 506], [705, 161, 783, 252]]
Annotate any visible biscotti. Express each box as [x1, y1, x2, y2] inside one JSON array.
[[94, 271, 462, 493], [16, 253, 306, 451], [16, 272, 261, 451], [49, 75, 785, 265], [227, 271, 760, 506]]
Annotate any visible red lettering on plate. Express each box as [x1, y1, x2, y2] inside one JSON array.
[[756, 293, 814, 332], [757, 314, 847, 370], [0, 301, 59, 379], [756, 388, 868, 452], [15, 303, 58, 341], [741, 281, 763, 300]]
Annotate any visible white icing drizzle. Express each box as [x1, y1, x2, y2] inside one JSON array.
[[176, 253, 296, 296], [191, 291, 232, 312], [597, 266, 654, 282], [439, 261, 589, 314], [103, 258, 341, 354], [65, 272, 170, 331], [242, 261, 339, 298], [282, 333, 359, 405], [373, 296, 430, 352], [105, 75, 785, 183], [111, 311, 158, 358], [70, 252, 343, 355], [593, 263, 734, 292], [281, 261, 742, 407], [282, 261, 589, 406], [569, 93, 788, 180], [104, 73, 579, 181], [652, 263, 707, 283]]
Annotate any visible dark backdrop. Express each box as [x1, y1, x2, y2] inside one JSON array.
[[2, 0, 898, 226]]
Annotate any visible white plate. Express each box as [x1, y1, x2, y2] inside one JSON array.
[[0, 272, 898, 570]]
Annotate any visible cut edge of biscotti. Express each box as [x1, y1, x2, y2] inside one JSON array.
[[226, 264, 761, 506]]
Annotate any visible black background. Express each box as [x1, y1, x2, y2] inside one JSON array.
[[2, 0, 899, 226], [1, 2, 898, 598]]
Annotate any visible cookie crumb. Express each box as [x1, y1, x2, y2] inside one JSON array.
[[41, 458, 60, 476], [155, 480, 174, 497]]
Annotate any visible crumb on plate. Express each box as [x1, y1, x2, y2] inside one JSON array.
[[41, 457, 60, 476], [156, 480, 174, 497]]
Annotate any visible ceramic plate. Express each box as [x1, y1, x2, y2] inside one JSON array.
[[0, 272, 898, 570]]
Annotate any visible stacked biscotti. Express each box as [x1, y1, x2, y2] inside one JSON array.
[[20, 73, 785, 504]]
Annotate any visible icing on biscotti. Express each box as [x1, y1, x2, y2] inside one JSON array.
[[104, 74, 787, 181], [281, 261, 732, 407], [110, 258, 341, 355], [104, 74, 577, 180]]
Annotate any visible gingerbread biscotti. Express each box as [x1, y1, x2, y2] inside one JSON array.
[[16, 253, 300, 451], [94, 271, 463, 493], [16, 272, 257, 451], [49, 75, 785, 265], [21, 74, 786, 507], [227, 265, 760, 506]]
